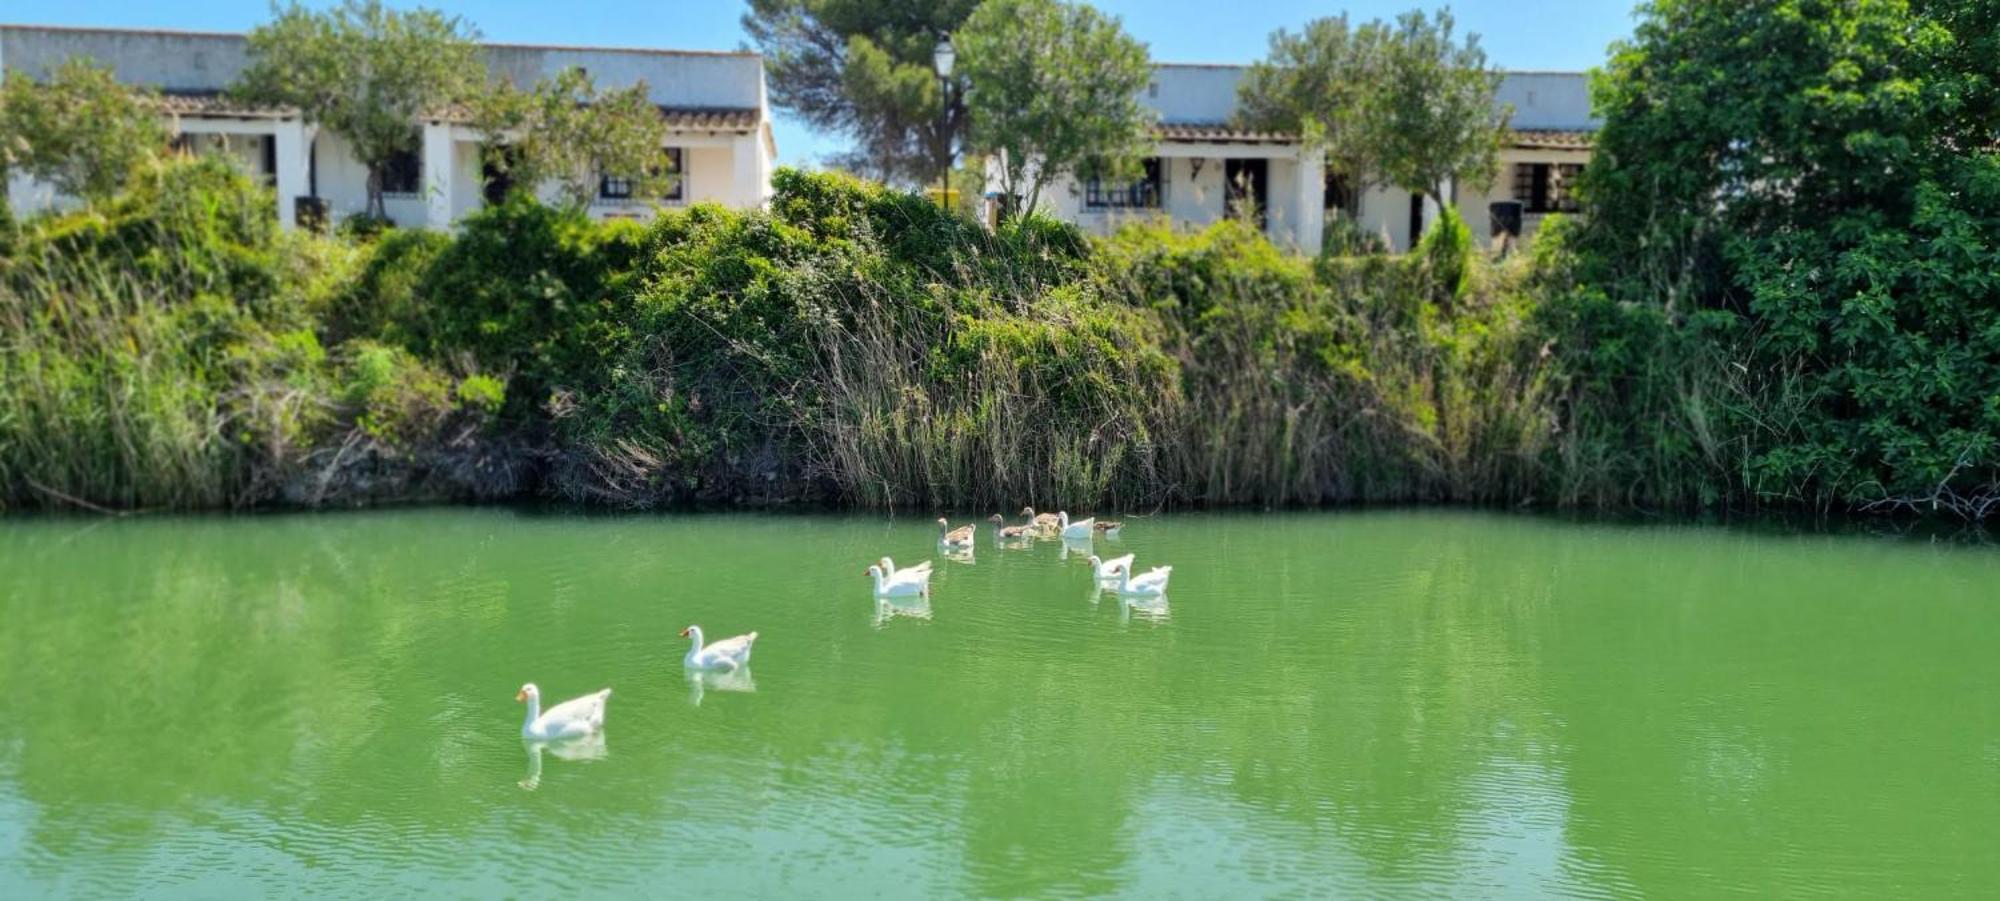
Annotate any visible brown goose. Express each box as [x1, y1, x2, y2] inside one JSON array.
[[937, 518, 976, 549], [989, 513, 1035, 540], [1019, 507, 1062, 535]]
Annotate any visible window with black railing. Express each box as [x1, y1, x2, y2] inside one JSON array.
[[1084, 158, 1162, 209], [1513, 162, 1584, 213], [599, 147, 685, 203]]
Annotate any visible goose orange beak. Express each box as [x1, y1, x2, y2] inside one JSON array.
[[514, 689, 525, 702], [678, 627, 690, 637]]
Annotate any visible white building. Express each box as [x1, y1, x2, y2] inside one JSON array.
[[1016, 64, 1599, 253], [0, 24, 777, 229]]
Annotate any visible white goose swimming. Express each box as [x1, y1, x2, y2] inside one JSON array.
[[868, 558, 932, 597], [1086, 553, 1135, 584], [1057, 511, 1096, 540], [878, 556, 934, 584], [681, 624, 757, 671], [1112, 564, 1173, 597], [516, 683, 611, 741]]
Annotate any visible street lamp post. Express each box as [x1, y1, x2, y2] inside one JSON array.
[[933, 37, 955, 212]]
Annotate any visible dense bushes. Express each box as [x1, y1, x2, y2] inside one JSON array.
[[1551, 0, 2000, 517], [5, 79, 1996, 521], [0, 157, 509, 510], [0, 161, 1561, 512]]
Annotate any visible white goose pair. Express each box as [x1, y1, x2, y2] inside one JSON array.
[[1087, 553, 1172, 597], [516, 624, 758, 740]]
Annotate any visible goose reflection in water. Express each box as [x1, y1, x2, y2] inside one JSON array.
[[1120, 593, 1171, 623], [520, 730, 609, 791], [686, 665, 758, 707], [873, 595, 934, 628], [1057, 534, 1094, 561], [941, 545, 976, 565]]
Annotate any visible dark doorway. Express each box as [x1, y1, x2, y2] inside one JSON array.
[[482, 146, 521, 205], [1225, 158, 1269, 231], [1408, 193, 1424, 248], [1323, 169, 1355, 219]]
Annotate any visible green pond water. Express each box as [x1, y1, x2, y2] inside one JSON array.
[[0, 509, 1995, 897]]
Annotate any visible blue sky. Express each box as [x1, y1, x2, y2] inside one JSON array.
[[18, 1, 1640, 167]]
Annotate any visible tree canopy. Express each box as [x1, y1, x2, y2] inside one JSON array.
[[0, 58, 166, 202], [474, 67, 672, 210], [959, 0, 1154, 215], [1237, 7, 1505, 209], [233, 0, 483, 219], [742, 0, 978, 185], [1565, 0, 2000, 514]]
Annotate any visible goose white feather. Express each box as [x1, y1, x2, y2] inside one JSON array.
[[868, 561, 931, 597], [1113, 564, 1173, 597], [681, 624, 757, 671], [1086, 553, 1136, 584], [878, 556, 934, 582], [1057, 511, 1096, 539], [516, 683, 610, 741]]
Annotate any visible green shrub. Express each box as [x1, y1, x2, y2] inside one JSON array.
[[414, 195, 646, 416], [337, 340, 455, 448], [0, 156, 335, 510], [1415, 206, 1473, 308], [327, 227, 450, 344]]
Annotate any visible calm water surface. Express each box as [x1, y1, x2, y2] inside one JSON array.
[[0, 509, 1995, 897]]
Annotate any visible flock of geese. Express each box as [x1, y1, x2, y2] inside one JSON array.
[[515, 507, 1171, 749]]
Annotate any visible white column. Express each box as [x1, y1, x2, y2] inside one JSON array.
[[1295, 146, 1325, 254], [422, 122, 454, 228], [731, 132, 768, 208], [271, 119, 310, 230]]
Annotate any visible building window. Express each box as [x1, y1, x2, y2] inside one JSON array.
[[1323, 170, 1355, 217], [1084, 157, 1162, 209], [1513, 162, 1583, 213], [599, 147, 685, 203], [380, 146, 422, 196]]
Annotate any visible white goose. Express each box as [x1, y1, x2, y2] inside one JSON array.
[[868, 559, 932, 597], [1112, 564, 1173, 597], [1057, 511, 1096, 540], [878, 556, 934, 585], [681, 624, 757, 671], [1086, 553, 1135, 584], [516, 683, 611, 741]]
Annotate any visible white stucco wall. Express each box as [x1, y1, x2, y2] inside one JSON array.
[[1144, 64, 1245, 124], [1005, 64, 1599, 254], [484, 45, 764, 109], [1495, 72, 1601, 130], [0, 24, 776, 229], [1023, 151, 1317, 251], [1453, 146, 1594, 248]]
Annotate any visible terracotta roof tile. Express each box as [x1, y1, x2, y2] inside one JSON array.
[[151, 91, 759, 132], [1153, 122, 1296, 143], [657, 107, 760, 131], [1511, 128, 1596, 150], [156, 91, 296, 119]]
